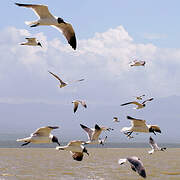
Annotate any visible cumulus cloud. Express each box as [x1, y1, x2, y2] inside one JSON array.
[[0, 25, 180, 105]]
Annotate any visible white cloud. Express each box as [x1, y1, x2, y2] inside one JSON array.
[[0, 25, 180, 104]]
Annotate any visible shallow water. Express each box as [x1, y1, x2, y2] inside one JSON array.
[[0, 148, 179, 180]]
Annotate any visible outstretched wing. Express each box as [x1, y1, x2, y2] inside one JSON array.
[[26, 38, 36, 43], [121, 101, 142, 107], [52, 23, 76, 50], [15, 3, 54, 19], [127, 157, 146, 178], [48, 71, 66, 84], [127, 116, 146, 127], [142, 98, 154, 104], [80, 124, 93, 140], [32, 126, 59, 136], [149, 136, 159, 150]]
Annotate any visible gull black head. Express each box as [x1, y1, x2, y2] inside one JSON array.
[[52, 136, 60, 146], [57, 17, 65, 24], [149, 127, 161, 135], [37, 42, 42, 47], [83, 147, 89, 156]]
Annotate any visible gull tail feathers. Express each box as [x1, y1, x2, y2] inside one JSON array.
[[25, 21, 36, 26], [16, 137, 30, 142]]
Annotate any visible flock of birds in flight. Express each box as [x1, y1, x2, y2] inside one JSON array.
[[13, 2, 167, 179]]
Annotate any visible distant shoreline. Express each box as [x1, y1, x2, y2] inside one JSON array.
[[0, 141, 180, 148]]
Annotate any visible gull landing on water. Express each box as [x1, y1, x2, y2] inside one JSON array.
[[121, 98, 154, 109], [16, 126, 60, 146], [15, 3, 77, 50], [48, 71, 84, 88], [121, 116, 161, 138], [72, 100, 87, 113], [56, 140, 89, 161], [148, 136, 166, 154], [80, 124, 113, 145], [129, 60, 146, 67], [20, 38, 42, 47], [118, 156, 146, 179]]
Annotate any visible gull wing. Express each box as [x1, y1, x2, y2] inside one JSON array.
[[67, 140, 85, 146], [52, 23, 76, 50], [15, 3, 54, 19], [26, 38, 36, 43], [79, 101, 87, 108], [127, 157, 146, 178], [142, 98, 154, 104], [73, 101, 79, 113], [48, 71, 66, 84], [149, 136, 159, 150], [127, 116, 146, 127], [80, 124, 93, 140], [121, 101, 142, 107], [32, 126, 59, 136]]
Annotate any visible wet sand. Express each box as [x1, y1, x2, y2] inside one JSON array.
[[0, 148, 179, 180]]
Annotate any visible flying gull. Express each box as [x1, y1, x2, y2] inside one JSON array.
[[129, 60, 146, 67], [113, 117, 120, 122], [148, 136, 166, 154], [72, 100, 87, 113], [20, 38, 42, 47], [56, 140, 89, 161], [80, 124, 113, 145], [118, 156, 146, 178], [136, 94, 145, 100], [121, 98, 154, 109], [16, 126, 60, 146], [15, 3, 77, 50], [121, 116, 161, 138], [48, 71, 84, 88]]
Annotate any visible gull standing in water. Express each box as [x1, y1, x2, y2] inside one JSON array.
[[72, 100, 87, 113], [56, 140, 89, 161], [48, 71, 84, 88], [15, 3, 77, 50], [118, 156, 146, 178], [120, 98, 154, 109], [148, 136, 166, 154], [16, 126, 60, 146], [20, 38, 42, 47], [80, 124, 113, 145], [121, 116, 161, 138]]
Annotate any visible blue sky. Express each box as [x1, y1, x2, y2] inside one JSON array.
[[0, 0, 180, 143]]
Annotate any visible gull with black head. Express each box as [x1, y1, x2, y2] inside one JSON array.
[[20, 38, 42, 47], [16, 126, 60, 146], [15, 3, 77, 50], [121, 116, 161, 138], [56, 140, 89, 161]]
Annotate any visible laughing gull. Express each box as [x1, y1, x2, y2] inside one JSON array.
[[121, 116, 161, 138], [48, 71, 84, 88], [56, 140, 89, 161], [80, 124, 113, 145], [118, 156, 146, 178], [72, 100, 87, 113], [15, 3, 77, 50], [129, 60, 146, 67], [20, 38, 42, 47], [148, 136, 166, 154], [121, 98, 154, 109], [16, 126, 60, 146], [113, 117, 120, 122]]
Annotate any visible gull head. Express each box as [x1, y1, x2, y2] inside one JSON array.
[[52, 136, 60, 146]]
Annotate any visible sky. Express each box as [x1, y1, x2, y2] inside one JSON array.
[[0, 0, 180, 143]]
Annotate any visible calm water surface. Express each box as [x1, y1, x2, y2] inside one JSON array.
[[0, 148, 179, 180]]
